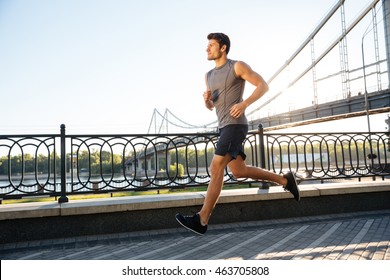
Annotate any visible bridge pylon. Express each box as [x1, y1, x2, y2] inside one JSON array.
[[383, 0, 390, 86]]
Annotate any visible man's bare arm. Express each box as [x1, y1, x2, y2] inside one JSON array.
[[204, 74, 214, 110], [229, 61, 269, 118]]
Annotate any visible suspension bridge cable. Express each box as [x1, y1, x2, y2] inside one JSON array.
[[149, 108, 217, 131], [150, 0, 385, 130]]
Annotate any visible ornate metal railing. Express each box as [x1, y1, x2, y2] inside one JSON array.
[[262, 129, 390, 181], [0, 124, 389, 202], [0, 134, 59, 200]]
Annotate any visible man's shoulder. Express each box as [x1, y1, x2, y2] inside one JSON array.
[[233, 60, 249, 68], [233, 60, 252, 77], [205, 69, 213, 79]]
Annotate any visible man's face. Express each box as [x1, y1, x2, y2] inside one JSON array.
[[206, 39, 223, 61]]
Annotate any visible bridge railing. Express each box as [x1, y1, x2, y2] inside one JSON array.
[[0, 124, 389, 202], [259, 125, 390, 181]]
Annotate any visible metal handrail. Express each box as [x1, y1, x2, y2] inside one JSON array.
[[0, 124, 389, 202]]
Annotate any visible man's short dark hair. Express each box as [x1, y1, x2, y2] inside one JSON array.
[[207, 33, 230, 54]]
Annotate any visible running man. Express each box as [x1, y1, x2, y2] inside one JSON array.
[[176, 33, 300, 235]]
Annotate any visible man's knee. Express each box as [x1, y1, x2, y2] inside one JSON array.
[[210, 155, 230, 175], [210, 161, 224, 176], [230, 167, 246, 178]]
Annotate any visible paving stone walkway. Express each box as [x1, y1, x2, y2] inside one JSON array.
[[1, 209, 389, 260]]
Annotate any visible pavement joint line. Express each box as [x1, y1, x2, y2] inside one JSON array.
[[128, 236, 195, 260], [56, 245, 106, 260], [18, 250, 50, 260], [167, 232, 234, 260], [251, 225, 310, 260], [336, 219, 374, 260], [208, 229, 273, 260], [292, 222, 343, 260], [385, 240, 390, 260], [92, 241, 150, 260]]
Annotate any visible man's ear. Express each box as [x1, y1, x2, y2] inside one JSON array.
[[220, 45, 226, 52]]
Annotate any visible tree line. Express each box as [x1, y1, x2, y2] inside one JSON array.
[[0, 141, 385, 177]]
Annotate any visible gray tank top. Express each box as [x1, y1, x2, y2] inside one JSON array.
[[206, 59, 247, 129]]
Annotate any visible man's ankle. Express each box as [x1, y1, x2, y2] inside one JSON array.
[[198, 213, 208, 226]]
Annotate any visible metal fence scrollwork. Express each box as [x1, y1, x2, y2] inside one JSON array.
[[264, 132, 390, 180], [0, 134, 59, 199], [0, 124, 389, 202]]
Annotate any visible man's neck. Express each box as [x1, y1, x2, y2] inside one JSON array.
[[214, 56, 228, 68]]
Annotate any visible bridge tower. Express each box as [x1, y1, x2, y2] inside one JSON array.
[[383, 0, 390, 86]]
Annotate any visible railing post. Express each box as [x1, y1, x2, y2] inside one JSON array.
[[258, 124, 266, 169], [257, 123, 269, 189], [58, 124, 69, 203]]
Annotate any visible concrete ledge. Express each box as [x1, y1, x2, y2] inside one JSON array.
[[0, 202, 60, 220], [59, 192, 206, 216], [315, 181, 390, 195], [1, 181, 389, 220], [0, 181, 389, 244]]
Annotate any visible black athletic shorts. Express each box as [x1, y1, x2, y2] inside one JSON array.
[[215, 124, 248, 160]]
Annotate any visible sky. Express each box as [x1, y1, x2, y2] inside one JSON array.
[[0, 0, 388, 135]]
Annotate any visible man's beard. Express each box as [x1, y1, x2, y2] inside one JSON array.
[[207, 50, 223, 61]]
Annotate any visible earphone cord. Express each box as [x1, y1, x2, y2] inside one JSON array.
[[224, 59, 232, 106]]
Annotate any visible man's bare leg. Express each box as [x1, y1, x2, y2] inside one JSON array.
[[228, 156, 300, 201], [228, 156, 287, 186], [198, 154, 231, 225], [175, 155, 300, 235]]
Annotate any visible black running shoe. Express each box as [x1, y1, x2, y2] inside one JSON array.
[[283, 172, 300, 201], [175, 213, 207, 235]]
